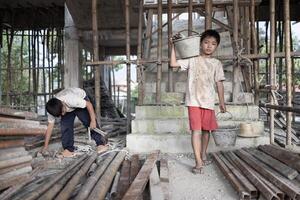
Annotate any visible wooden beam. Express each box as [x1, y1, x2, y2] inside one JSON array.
[[122, 150, 160, 200], [92, 0, 101, 122], [205, 0, 212, 30]]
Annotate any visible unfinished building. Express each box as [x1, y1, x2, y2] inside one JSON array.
[[0, 0, 300, 199]]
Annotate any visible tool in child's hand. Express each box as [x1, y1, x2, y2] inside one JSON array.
[[91, 127, 108, 138]]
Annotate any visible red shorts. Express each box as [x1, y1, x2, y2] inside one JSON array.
[[188, 106, 218, 131]]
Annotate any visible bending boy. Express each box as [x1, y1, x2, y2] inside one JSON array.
[[42, 87, 108, 157], [170, 29, 226, 174]]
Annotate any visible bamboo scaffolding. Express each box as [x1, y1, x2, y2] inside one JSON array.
[[284, 0, 292, 146], [156, 0, 162, 103], [137, 0, 144, 105], [250, 0, 259, 104], [125, 0, 131, 134], [268, 0, 276, 144], [188, 0, 193, 34], [205, 0, 212, 30], [143, 1, 262, 10], [167, 0, 174, 92]]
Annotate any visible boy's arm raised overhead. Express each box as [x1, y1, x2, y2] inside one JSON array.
[[170, 41, 180, 68]]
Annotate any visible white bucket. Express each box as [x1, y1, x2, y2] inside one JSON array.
[[173, 30, 200, 59]]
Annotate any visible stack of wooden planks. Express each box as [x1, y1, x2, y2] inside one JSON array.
[[0, 107, 47, 191], [0, 149, 169, 200], [212, 144, 300, 200]]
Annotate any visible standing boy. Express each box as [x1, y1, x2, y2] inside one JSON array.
[[170, 29, 226, 174], [42, 87, 108, 157]]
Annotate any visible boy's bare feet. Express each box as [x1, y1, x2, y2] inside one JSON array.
[[97, 144, 109, 154], [57, 149, 75, 158]]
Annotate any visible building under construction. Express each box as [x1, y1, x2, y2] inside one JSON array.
[[0, 0, 300, 199]]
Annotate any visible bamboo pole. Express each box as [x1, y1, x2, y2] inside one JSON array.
[[125, 0, 131, 134], [75, 152, 117, 200], [137, 0, 144, 105], [0, 155, 32, 170], [284, 0, 292, 146], [250, 0, 259, 105], [23, 154, 87, 200], [269, 0, 275, 144], [188, 0, 193, 35], [156, 0, 162, 104], [232, 0, 240, 103], [167, 0, 174, 92], [55, 153, 98, 200], [205, 0, 212, 30], [87, 151, 126, 200], [92, 0, 101, 123], [0, 128, 46, 136]]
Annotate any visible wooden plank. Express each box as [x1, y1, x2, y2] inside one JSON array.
[[0, 162, 31, 175], [0, 166, 32, 181], [258, 145, 300, 171], [0, 117, 40, 126], [116, 159, 131, 200], [0, 155, 32, 169], [0, 128, 46, 136], [160, 159, 169, 200], [122, 150, 160, 200], [245, 148, 298, 180], [0, 107, 37, 119], [149, 164, 164, 200], [0, 174, 29, 190], [130, 154, 140, 184], [0, 147, 27, 161], [0, 140, 24, 149]]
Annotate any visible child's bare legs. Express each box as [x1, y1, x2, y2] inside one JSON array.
[[191, 130, 203, 168], [201, 130, 212, 165]]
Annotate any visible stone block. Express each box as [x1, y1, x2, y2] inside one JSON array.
[[143, 92, 185, 105]]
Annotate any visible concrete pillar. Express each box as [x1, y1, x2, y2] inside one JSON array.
[[64, 4, 81, 88]]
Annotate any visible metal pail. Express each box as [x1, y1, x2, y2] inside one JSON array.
[[173, 30, 200, 59]]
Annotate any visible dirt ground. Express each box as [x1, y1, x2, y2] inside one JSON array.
[[164, 153, 241, 200]]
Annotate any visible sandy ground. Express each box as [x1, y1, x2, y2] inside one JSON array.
[[165, 154, 239, 200]]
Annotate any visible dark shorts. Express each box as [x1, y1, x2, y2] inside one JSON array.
[[188, 106, 218, 131]]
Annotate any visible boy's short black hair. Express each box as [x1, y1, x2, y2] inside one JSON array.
[[46, 98, 63, 117], [200, 29, 221, 45]]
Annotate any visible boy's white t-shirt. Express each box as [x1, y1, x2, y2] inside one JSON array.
[[178, 56, 225, 110], [48, 88, 87, 123]]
